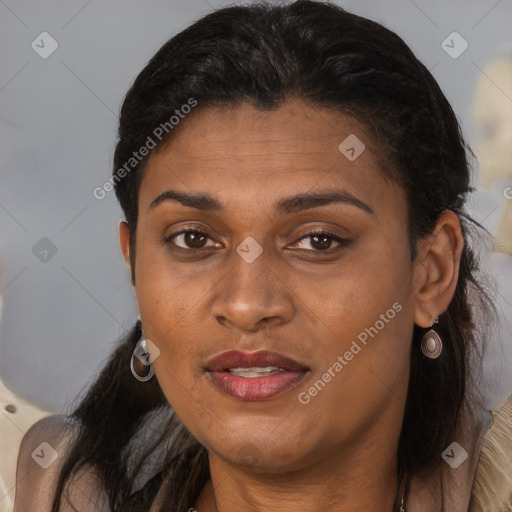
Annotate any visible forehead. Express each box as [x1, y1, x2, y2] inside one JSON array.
[[155, 100, 372, 163], [139, 99, 399, 215]]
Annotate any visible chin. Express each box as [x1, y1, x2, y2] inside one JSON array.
[[207, 431, 311, 473]]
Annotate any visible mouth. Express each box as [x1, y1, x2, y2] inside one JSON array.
[[205, 350, 310, 401]]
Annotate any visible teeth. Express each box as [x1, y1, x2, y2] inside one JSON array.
[[228, 366, 285, 378]]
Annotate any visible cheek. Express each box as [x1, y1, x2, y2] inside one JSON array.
[[137, 271, 201, 360], [134, 228, 202, 330], [137, 275, 207, 420], [301, 235, 413, 407], [134, 245, 203, 393], [309, 232, 412, 333]]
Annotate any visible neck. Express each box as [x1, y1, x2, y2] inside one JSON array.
[[195, 436, 400, 512]]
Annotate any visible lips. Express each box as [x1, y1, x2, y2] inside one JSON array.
[[205, 350, 309, 401], [206, 350, 309, 372]]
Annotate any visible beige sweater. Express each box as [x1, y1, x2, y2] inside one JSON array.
[[470, 393, 512, 511]]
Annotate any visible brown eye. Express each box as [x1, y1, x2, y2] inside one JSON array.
[[165, 228, 221, 251], [182, 230, 207, 249], [292, 229, 351, 252], [310, 233, 333, 250]]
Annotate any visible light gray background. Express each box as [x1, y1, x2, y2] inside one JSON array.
[[1, 0, 511, 414]]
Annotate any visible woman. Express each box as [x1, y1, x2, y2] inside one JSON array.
[[13, 1, 512, 511]]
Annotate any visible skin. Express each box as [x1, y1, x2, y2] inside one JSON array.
[[119, 99, 463, 512]]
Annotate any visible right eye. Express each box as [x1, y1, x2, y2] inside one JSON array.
[[164, 228, 222, 251]]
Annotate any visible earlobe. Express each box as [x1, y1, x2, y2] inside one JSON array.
[[118, 219, 131, 270], [412, 210, 464, 327]]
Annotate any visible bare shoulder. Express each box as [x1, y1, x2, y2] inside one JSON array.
[[13, 414, 110, 512]]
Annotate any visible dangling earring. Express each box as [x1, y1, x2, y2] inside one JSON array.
[[130, 321, 155, 382], [421, 315, 442, 359]]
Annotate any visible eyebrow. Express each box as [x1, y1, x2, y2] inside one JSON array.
[[148, 188, 374, 215]]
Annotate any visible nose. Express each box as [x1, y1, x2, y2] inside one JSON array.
[[211, 246, 295, 333]]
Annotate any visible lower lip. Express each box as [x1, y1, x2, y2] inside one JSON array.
[[207, 370, 308, 401]]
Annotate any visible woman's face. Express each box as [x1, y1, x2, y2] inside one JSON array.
[[122, 99, 425, 473]]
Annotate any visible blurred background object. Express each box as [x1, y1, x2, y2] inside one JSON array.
[[0, 264, 49, 512], [471, 52, 512, 409], [473, 54, 512, 255]]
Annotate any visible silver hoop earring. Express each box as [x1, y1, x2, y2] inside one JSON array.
[[130, 337, 155, 382], [421, 321, 442, 359]]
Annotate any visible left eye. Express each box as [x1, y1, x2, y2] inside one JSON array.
[[291, 230, 350, 252]]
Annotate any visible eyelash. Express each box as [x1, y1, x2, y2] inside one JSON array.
[[292, 229, 351, 252], [164, 227, 351, 254]]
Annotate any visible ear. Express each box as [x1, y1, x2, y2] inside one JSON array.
[[118, 219, 132, 272], [412, 210, 464, 328]]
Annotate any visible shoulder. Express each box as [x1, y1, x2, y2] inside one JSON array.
[[471, 393, 512, 512], [13, 415, 110, 512]]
